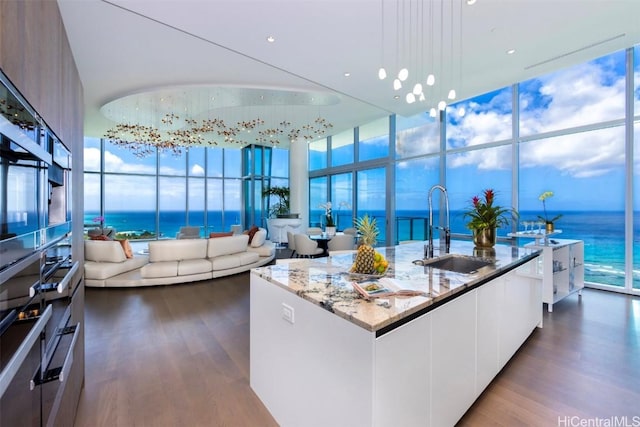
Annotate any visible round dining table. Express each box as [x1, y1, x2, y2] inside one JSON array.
[[308, 232, 338, 255]]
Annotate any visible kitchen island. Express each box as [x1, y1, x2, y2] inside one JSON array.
[[250, 240, 542, 427]]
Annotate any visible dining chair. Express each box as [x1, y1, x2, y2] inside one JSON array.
[[294, 234, 324, 258], [342, 227, 357, 236], [287, 230, 297, 258], [176, 226, 200, 239], [327, 234, 356, 253], [306, 227, 323, 236]]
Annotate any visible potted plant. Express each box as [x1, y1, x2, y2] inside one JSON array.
[[464, 189, 516, 248], [262, 185, 296, 218], [538, 191, 562, 233], [321, 201, 336, 235]]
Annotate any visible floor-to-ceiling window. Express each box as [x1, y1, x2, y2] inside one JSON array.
[[243, 145, 289, 230], [309, 176, 328, 227], [520, 127, 626, 286], [331, 129, 354, 167], [358, 117, 389, 162], [395, 156, 438, 242], [356, 168, 387, 244], [447, 145, 514, 236], [223, 149, 243, 230], [309, 138, 328, 171], [309, 121, 391, 237], [330, 173, 353, 230], [308, 45, 639, 293], [394, 114, 439, 242], [84, 139, 249, 240], [187, 147, 206, 229]]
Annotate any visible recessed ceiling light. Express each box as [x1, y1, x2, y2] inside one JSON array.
[[466, 0, 477, 5], [507, 48, 516, 55], [344, 72, 351, 77], [266, 36, 275, 43]]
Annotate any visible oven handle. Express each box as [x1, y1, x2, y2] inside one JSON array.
[[56, 261, 80, 293], [0, 304, 52, 399], [58, 322, 81, 383], [30, 322, 80, 389]]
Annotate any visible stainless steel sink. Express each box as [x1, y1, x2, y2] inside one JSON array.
[[412, 254, 493, 274]]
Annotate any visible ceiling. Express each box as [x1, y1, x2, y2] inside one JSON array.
[[57, 0, 640, 148]]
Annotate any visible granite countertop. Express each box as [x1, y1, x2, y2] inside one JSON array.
[[251, 240, 539, 334]]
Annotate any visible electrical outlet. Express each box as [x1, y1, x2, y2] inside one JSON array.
[[282, 303, 294, 324]]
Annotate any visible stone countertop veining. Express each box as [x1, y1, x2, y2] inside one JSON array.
[[251, 240, 540, 334]]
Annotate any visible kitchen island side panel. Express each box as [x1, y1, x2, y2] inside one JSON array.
[[250, 274, 375, 427]]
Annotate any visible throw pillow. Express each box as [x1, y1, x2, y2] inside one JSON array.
[[245, 225, 259, 243], [116, 239, 133, 259], [209, 231, 233, 238], [251, 229, 267, 247]]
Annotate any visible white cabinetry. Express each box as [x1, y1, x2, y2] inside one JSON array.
[[250, 257, 542, 427], [526, 239, 584, 312], [430, 290, 477, 427]]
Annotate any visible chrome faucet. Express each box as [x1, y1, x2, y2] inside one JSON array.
[[426, 184, 450, 258]]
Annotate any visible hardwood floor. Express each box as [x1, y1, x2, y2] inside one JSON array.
[[75, 273, 640, 427], [74, 274, 277, 427]]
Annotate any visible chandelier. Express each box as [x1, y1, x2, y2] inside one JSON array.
[[101, 86, 337, 157], [377, 0, 472, 113]]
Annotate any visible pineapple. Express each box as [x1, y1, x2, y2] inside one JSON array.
[[353, 215, 379, 274]]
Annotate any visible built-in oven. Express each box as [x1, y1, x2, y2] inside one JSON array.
[[1, 67, 81, 427], [0, 240, 81, 426], [0, 251, 48, 426], [34, 242, 82, 427]]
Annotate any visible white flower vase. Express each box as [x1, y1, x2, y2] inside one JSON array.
[[325, 226, 336, 236]]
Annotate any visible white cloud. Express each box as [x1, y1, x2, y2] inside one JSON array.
[[105, 150, 157, 174], [449, 110, 511, 147], [83, 147, 101, 170], [396, 122, 439, 158], [446, 58, 628, 179], [525, 62, 626, 134], [191, 164, 205, 176], [447, 145, 512, 171]]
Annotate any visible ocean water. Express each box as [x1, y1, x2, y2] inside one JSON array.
[[85, 210, 639, 288], [84, 210, 241, 240]]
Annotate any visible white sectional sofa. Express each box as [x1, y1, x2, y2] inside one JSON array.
[[84, 232, 275, 288]]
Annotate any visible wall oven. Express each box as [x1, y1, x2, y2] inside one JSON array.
[[0, 242, 81, 426], [0, 70, 82, 426]]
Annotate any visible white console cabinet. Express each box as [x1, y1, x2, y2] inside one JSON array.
[[526, 239, 584, 312]]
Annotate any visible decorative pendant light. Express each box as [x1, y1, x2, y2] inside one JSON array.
[[378, 0, 387, 80]]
